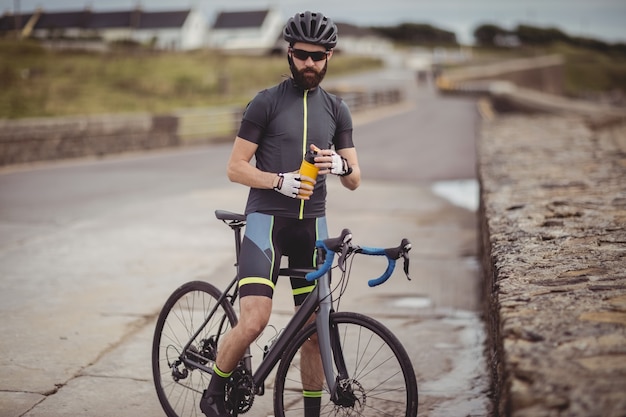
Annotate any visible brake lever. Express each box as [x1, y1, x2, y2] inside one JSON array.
[[403, 252, 411, 281], [401, 239, 412, 281], [337, 237, 351, 273]]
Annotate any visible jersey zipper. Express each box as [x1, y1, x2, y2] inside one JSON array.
[[298, 89, 309, 220]]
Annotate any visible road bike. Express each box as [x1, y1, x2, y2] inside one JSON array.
[[152, 210, 418, 417]]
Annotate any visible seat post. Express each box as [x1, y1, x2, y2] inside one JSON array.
[[231, 223, 244, 268]]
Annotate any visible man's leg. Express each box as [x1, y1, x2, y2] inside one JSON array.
[[200, 296, 272, 417], [290, 216, 327, 417], [217, 296, 272, 371], [299, 312, 324, 417]]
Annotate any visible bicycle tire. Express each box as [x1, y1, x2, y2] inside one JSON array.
[[152, 280, 238, 417], [273, 311, 418, 417]]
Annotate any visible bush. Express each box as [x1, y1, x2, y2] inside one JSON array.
[[372, 23, 457, 45]]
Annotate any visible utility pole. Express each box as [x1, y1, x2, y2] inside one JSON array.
[[14, 0, 21, 39]]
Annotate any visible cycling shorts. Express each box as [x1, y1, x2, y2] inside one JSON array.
[[238, 212, 328, 306]]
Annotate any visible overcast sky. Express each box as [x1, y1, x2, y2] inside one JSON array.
[[3, 0, 625, 45]]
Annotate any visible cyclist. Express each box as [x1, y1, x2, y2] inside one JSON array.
[[200, 10, 361, 417]]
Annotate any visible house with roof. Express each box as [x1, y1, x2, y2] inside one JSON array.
[[207, 9, 284, 55], [0, 7, 207, 50], [335, 22, 393, 55], [207, 10, 393, 57]]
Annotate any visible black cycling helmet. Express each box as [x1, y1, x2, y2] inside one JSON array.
[[283, 11, 338, 50]]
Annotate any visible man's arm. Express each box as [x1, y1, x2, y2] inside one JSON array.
[[227, 137, 314, 198], [227, 137, 277, 189]]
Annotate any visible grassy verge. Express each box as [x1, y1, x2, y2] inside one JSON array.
[[0, 40, 382, 119]]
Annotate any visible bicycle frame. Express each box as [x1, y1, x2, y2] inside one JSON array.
[[253, 269, 338, 395], [179, 268, 341, 397], [179, 216, 343, 401]]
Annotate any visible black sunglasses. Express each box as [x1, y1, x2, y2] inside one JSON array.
[[290, 48, 329, 62]]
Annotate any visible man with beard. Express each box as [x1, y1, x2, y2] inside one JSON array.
[[199, 11, 360, 417]]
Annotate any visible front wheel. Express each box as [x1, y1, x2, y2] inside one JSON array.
[[273, 312, 418, 417], [152, 280, 238, 417]]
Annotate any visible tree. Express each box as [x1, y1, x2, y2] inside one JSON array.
[[515, 24, 568, 45], [473, 24, 507, 46], [371, 23, 457, 45]]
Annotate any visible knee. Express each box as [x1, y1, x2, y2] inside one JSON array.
[[245, 315, 269, 336], [238, 308, 270, 340]]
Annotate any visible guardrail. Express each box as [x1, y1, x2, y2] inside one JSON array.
[[0, 87, 403, 167], [328, 88, 403, 113], [174, 107, 243, 146]]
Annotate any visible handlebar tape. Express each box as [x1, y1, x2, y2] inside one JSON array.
[[359, 246, 396, 287], [305, 242, 397, 286], [367, 259, 396, 287], [305, 241, 335, 282]]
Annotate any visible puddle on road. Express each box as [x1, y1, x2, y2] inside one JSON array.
[[383, 295, 493, 416], [391, 295, 433, 309], [431, 179, 479, 211], [420, 310, 492, 417]]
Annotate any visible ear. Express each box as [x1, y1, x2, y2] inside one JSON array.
[[326, 49, 334, 60]]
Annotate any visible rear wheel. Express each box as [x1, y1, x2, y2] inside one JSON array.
[[273, 312, 418, 416], [152, 280, 238, 417]]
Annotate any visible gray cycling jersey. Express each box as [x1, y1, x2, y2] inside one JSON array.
[[237, 78, 354, 219]]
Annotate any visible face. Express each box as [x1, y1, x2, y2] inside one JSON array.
[[289, 42, 333, 89]]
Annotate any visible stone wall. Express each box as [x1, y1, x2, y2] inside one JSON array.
[[0, 114, 178, 166], [478, 114, 626, 416]]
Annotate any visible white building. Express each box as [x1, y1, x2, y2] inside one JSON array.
[[207, 9, 284, 55], [335, 23, 394, 56], [1, 8, 207, 50], [207, 10, 393, 57], [2, 7, 394, 56]]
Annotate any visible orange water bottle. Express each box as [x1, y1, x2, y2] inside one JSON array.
[[299, 145, 320, 197]]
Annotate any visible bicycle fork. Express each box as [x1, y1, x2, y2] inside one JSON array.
[[315, 273, 352, 406]]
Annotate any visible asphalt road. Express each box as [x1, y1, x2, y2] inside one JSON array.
[[0, 68, 490, 416]]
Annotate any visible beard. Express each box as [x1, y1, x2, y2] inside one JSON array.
[[290, 61, 327, 90]]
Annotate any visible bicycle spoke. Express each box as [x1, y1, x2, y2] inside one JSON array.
[[152, 281, 238, 417], [274, 312, 417, 417]]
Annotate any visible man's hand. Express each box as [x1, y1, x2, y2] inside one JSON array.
[[329, 152, 351, 176], [273, 172, 315, 199], [315, 148, 352, 176]]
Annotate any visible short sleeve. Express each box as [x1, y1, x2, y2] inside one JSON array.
[[237, 91, 271, 144], [334, 100, 354, 150]]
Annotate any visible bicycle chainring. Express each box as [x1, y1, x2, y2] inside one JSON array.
[[225, 366, 255, 415]]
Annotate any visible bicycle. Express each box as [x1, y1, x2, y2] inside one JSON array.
[[152, 209, 418, 417]]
